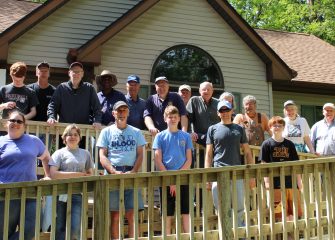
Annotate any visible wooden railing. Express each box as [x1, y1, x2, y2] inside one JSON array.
[[0, 120, 332, 240]]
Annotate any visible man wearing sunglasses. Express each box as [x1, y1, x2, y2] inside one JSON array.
[[205, 100, 254, 227]]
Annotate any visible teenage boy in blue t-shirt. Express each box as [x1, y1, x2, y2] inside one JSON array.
[[153, 105, 193, 234]]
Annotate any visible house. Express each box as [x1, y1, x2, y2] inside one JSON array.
[[0, 0, 334, 125]]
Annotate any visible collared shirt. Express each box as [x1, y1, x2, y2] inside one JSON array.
[[143, 92, 187, 131], [186, 96, 220, 134], [97, 89, 126, 126], [125, 94, 146, 130], [310, 118, 335, 156]]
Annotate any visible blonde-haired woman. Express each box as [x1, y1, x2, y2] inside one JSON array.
[[49, 124, 93, 240], [282, 100, 315, 154]]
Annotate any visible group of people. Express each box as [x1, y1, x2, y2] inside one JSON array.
[[0, 60, 334, 239]]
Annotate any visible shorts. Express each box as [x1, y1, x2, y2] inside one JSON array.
[[160, 185, 189, 216], [109, 189, 144, 211], [273, 189, 303, 220]]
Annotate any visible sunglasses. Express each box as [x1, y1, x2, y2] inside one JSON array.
[[8, 119, 24, 124], [218, 108, 231, 113]]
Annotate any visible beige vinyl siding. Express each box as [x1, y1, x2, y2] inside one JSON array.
[[273, 91, 334, 117], [99, 0, 271, 115], [8, 0, 140, 68]]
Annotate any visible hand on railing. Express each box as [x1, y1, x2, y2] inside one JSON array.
[[92, 122, 102, 129], [148, 127, 159, 137], [47, 118, 57, 125], [39, 176, 52, 181]]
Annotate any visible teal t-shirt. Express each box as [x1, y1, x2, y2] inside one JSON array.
[[96, 124, 146, 168]]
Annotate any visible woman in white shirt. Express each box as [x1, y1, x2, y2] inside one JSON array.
[[282, 100, 315, 154]]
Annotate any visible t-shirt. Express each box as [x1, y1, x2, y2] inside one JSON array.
[[259, 138, 299, 189], [98, 89, 127, 126], [96, 124, 146, 169], [186, 96, 220, 135], [49, 147, 93, 172], [152, 130, 193, 170], [283, 116, 311, 146], [0, 134, 45, 183], [206, 123, 247, 167], [0, 84, 39, 118], [143, 92, 187, 131], [28, 83, 56, 121]]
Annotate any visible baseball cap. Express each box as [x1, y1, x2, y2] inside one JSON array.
[[113, 101, 129, 111], [217, 100, 232, 111], [283, 100, 296, 108], [127, 75, 140, 83], [37, 61, 50, 69], [69, 62, 83, 69], [155, 76, 168, 83], [179, 84, 191, 92], [323, 103, 335, 110]]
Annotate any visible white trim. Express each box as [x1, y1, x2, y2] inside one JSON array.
[[0, 69, 6, 86]]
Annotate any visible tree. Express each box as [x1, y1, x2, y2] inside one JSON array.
[[228, 0, 335, 45]]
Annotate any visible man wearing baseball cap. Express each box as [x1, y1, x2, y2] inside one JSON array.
[[28, 61, 56, 122], [310, 103, 335, 156], [205, 100, 253, 227], [178, 84, 192, 106], [96, 100, 145, 239], [47, 62, 102, 148], [125, 75, 146, 130], [144, 76, 188, 136]]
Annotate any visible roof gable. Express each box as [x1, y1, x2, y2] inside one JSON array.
[[257, 29, 335, 85]]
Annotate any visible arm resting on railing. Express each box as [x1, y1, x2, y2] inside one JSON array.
[[50, 166, 92, 179], [39, 149, 51, 179], [99, 147, 119, 174]]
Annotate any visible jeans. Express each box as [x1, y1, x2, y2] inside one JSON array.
[[212, 179, 245, 227], [56, 194, 82, 240], [41, 195, 52, 232], [0, 199, 36, 240]]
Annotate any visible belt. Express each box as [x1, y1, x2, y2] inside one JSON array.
[[113, 165, 133, 173]]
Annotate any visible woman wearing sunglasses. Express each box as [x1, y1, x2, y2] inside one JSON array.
[[0, 110, 51, 239], [49, 124, 93, 240]]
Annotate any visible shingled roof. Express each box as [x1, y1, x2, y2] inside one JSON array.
[[0, 0, 41, 33], [257, 29, 335, 85]]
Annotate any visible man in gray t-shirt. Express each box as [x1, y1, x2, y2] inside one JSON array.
[[205, 100, 254, 227]]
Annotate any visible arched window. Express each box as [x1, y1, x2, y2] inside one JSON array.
[[151, 45, 224, 89]]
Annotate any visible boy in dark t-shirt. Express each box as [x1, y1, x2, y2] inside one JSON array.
[[259, 116, 303, 222]]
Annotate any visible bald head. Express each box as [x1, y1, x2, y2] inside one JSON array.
[[199, 81, 213, 103]]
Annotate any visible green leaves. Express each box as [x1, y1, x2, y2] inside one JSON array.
[[228, 0, 335, 45]]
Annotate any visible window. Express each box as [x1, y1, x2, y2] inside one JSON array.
[[151, 45, 224, 88], [301, 105, 323, 126]]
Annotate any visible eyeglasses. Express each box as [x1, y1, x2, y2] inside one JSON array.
[[8, 119, 24, 124], [272, 124, 283, 128], [218, 108, 231, 113], [66, 133, 80, 137], [71, 70, 83, 74]]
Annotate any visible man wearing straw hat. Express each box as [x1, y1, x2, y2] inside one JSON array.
[[96, 70, 126, 126]]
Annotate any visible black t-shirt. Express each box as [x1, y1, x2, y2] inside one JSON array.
[[259, 138, 299, 189], [28, 83, 55, 121], [0, 84, 39, 118]]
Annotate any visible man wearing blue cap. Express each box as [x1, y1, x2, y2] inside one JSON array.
[[205, 100, 254, 227], [125, 75, 146, 130]]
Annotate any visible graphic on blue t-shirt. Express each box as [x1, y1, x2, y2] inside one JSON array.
[[111, 134, 136, 153], [287, 124, 302, 137]]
